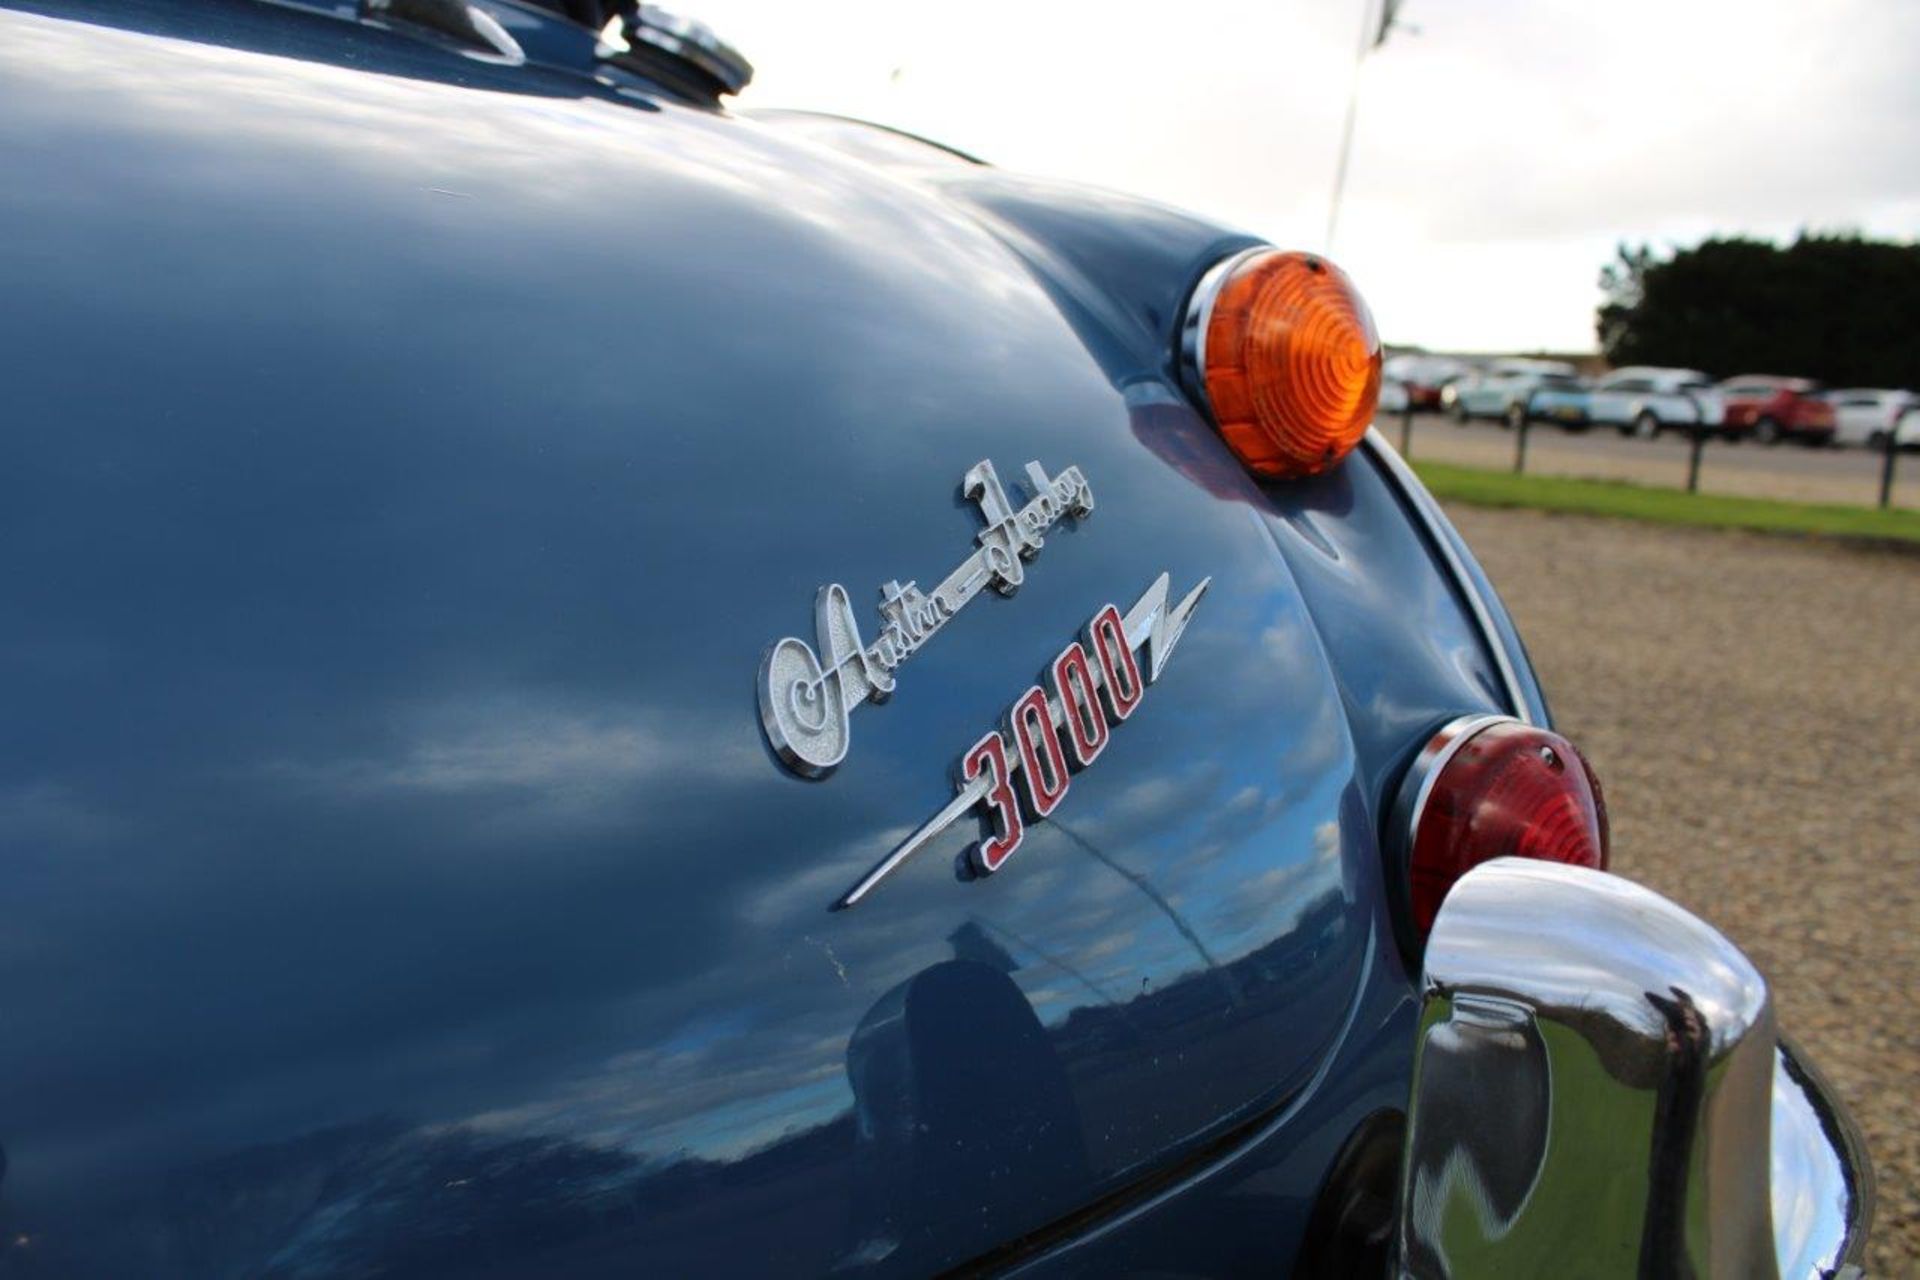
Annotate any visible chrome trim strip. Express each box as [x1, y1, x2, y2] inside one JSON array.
[[1360, 428, 1534, 724]]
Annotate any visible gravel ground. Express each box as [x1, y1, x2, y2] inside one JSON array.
[[1448, 503, 1920, 1275]]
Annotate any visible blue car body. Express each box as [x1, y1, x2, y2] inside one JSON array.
[[2, 4, 1865, 1278]]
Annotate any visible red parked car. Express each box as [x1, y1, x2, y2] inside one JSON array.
[[1717, 375, 1837, 445], [1382, 353, 1470, 409]]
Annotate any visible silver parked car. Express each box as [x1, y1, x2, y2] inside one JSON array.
[[1442, 358, 1582, 429], [1588, 366, 1726, 437]]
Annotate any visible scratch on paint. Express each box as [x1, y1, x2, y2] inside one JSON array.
[[803, 935, 849, 986], [425, 187, 473, 199]]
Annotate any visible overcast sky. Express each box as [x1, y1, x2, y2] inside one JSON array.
[[691, 0, 1920, 353]]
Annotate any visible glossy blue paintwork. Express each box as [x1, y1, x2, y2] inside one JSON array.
[[0, 3, 1535, 1274]]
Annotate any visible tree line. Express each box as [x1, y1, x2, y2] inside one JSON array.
[[1597, 234, 1920, 388]]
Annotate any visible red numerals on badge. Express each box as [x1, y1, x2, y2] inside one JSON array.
[[962, 730, 1024, 873], [1051, 642, 1109, 767], [1089, 604, 1143, 721], [1009, 686, 1070, 817], [966, 605, 1146, 877]]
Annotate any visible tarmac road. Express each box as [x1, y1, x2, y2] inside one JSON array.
[[1388, 410, 1920, 510], [1453, 502, 1919, 1274]]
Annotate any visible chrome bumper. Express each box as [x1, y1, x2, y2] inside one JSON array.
[[1397, 860, 1872, 1278]]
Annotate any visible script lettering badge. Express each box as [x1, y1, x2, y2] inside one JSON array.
[[758, 459, 1093, 778]]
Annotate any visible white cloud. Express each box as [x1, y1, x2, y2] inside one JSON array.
[[700, 0, 1920, 351]]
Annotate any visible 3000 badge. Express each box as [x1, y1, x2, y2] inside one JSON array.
[[835, 572, 1210, 908]]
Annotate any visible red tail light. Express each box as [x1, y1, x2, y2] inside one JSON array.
[[1389, 716, 1609, 945]]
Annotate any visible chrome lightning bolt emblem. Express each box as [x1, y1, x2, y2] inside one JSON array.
[[835, 572, 1210, 909], [758, 460, 1093, 778]]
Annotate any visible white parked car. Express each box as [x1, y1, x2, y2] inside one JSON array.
[[1825, 389, 1917, 449], [1587, 367, 1725, 437]]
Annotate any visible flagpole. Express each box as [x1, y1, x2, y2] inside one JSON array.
[[1324, 0, 1378, 252]]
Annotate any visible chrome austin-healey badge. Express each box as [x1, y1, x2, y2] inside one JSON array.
[[835, 571, 1209, 909], [758, 459, 1094, 778]]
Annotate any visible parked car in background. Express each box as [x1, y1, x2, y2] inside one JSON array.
[[1442, 359, 1582, 428], [1825, 388, 1917, 449], [1381, 353, 1470, 410], [1718, 376, 1836, 445], [1587, 366, 1725, 437], [1524, 378, 1593, 429]]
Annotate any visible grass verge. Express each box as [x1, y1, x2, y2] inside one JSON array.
[[1412, 461, 1920, 547]]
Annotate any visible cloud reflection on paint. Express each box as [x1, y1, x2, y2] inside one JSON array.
[[0, 7, 1518, 1273]]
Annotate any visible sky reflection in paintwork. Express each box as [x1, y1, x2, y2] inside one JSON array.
[[0, 8, 1510, 1271]]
